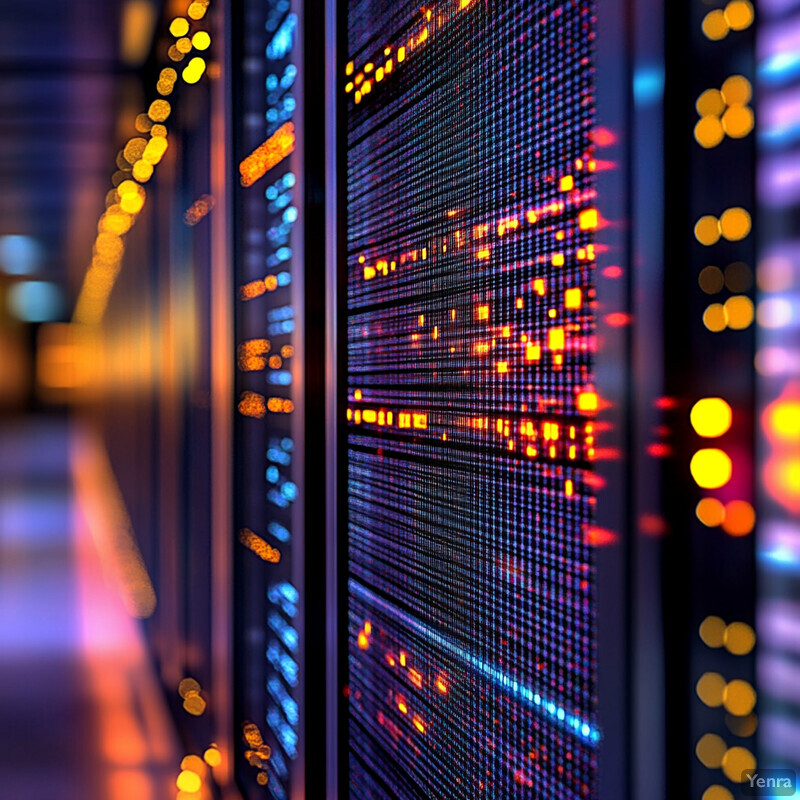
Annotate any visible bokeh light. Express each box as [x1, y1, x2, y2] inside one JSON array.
[[690, 397, 732, 437], [696, 497, 726, 527], [690, 448, 732, 489]]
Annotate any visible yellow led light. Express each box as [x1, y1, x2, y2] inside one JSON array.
[[181, 755, 206, 776], [143, 136, 168, 164], [123, 137, 147, 164], [187, 1, 209, 20], [178, 678, 201, 698], [183, 694, 207, 715], [168, 44, 185, 62], [120, 192, 145, 214], [132, 159, 154, 182], [182, 57, 207, 84], [696, 88, 725, 118], [203, 746, 222, 767], [724, 295, 754, 329], [724, 0, 754, 31], [699, 615, 726, 647], [695, 215, 721, 246], [690, 397, 732, 437], [695, 116, 725, 149], [151, 123, 167, 138], [116, 180, 140, 197], [176, 36, 193, 54], [703, 303, 728, 332], [134, 112, 152, 132], [99, 208, 133, 236], [697, 671, 726, 707], [721, 75, 752, 106], [169, 17, 190, 37], [690, 448, 732, 489], [722, 104, 754, 138], [696, 733, 727, 769], [719, 207, 751, 241], [148, 99, 171, 122], [192, 30, 211, 50], [176, 769, 202, 793], [724, 621, 756, 654], [721, 746, 756, 782], [696, 497, 726, 527], [702, 9, 730, 40]]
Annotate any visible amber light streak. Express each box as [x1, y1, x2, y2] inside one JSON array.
[[238, 122, 295, 187], [238, 527, 281, 563], [184, 193, 216, 225]]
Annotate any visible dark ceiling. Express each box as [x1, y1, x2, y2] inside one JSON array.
[[0, 2, 133, 303]]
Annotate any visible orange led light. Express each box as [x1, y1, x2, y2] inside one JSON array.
[[239, 122, 296, 187], [238, 391, 266, 418], [696, 497, 726, 527]]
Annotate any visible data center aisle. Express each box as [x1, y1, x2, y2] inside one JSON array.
[[0, 416, 180, 800]]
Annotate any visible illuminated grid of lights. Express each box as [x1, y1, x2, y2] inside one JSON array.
[[345, 0, 599, 797]]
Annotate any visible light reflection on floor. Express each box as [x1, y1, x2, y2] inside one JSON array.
[[0, 417, 180, 799]]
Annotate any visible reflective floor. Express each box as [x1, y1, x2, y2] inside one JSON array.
[[0, 417, 180, 800]]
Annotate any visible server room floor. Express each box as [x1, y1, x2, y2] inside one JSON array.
[[0, 417, 181, 800]]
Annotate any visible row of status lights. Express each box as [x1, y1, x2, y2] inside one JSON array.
[[694, 206, 755, 332], [72, 2, 212, 325], [693, 11, 757, 797], [695, 615, 758, 798]]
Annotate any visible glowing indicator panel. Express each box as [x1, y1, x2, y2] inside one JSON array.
[[344, 0, 599, 797]]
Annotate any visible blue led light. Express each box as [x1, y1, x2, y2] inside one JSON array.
[[266, 13, 296, 61], [268, 521, 291, 542], [268, 613, 298, 652], [268, 447, 292, 465], [267, 320, 294, 335], [633, 65, 665, 106], [267, 489, 290, 509], [268, 371, 293, 386], [760, 51, 800, 85]]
